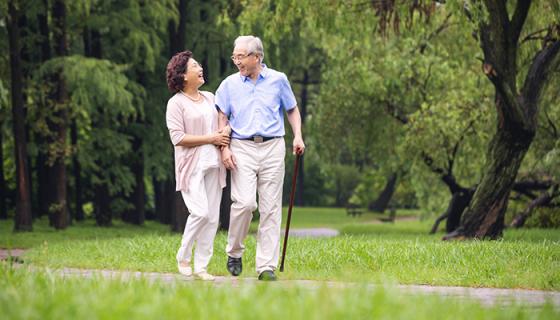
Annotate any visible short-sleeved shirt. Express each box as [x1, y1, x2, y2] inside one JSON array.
[[215, 65, 297, 139]]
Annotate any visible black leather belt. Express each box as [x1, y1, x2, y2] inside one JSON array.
[[237, 136, 281, 143]]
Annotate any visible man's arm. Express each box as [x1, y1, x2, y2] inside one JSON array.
[[287, 106, 305, 155]]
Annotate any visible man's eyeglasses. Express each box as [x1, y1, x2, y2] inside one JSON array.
[[231, 52, 254, 61]]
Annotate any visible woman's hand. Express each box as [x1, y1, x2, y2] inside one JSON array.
[[210, 131, 230, 147]]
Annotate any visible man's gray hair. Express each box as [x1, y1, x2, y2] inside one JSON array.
[[234, 35, 264, 62]]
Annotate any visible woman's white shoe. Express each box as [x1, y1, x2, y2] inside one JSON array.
[[178, 262, 192, 277], [194, 271, 215, 281]]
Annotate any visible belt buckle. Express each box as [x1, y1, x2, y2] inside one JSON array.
[[254, 135, 264, 143]]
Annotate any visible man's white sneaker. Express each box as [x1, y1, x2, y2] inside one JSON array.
[[194, 271, 215, 281], [178, 262, 192, 277]]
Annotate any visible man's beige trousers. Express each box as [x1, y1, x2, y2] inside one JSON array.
[[226, 138, 285, 274]]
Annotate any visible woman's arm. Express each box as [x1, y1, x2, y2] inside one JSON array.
[[166, 100, 229, 148], [176, 133, 229, 148]]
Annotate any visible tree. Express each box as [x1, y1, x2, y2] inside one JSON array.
[[35, 0, 54, 220], [0, 82, 8, 220], [45, 0, 70, 229], [7, 0, 33, 231], [445, 1, 560, 239]]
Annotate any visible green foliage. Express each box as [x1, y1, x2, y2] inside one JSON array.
[[30, 55, 138, 195], [2, 0, 559, 229], [525, 207, 560, 229], [235, 2, 493, 212], [283, 152, 330, 206]]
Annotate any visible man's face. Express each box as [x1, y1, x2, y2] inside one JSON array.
[[232, 45, 259, 78]]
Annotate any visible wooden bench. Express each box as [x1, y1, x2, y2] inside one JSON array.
[[346, 204, 363, 217]]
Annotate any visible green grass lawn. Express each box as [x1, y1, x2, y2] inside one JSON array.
[[1, 264, 558, 320], [277, 206, 418, 229], [1, 207, 559, 291]]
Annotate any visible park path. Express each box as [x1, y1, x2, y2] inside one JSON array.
[[10, 265, 560, 309], [2, 247, 559, 309]]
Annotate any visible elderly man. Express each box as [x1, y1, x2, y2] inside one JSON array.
[[216, 35, 305, 281]]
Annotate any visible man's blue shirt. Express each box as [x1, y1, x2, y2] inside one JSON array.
[[215, 65, 297, 139]]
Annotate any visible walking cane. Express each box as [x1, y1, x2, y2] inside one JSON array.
[[280, 153, 301, 272]]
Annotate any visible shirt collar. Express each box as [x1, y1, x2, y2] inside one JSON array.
[[240, 64, 268, 82]]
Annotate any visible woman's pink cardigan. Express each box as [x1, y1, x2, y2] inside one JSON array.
[[165, 91, 226, 192]]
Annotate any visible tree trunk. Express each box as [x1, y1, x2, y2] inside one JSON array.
[[36, 0, 52, 220], [445, 2, 560, 240], [71, 121, 84, 221], [445, 190, 473, 233], [125, 66, 148, 225], [446, 127, 533, 239], [19, 12, 34, 219], [36, 148, 50, 218], [369, 173, 398, 213], [94, 184, 112, 226], [168, 0, 188, 55], [166, 0, 190, 232], [153, 177, 170, 224], [48, 0, 69, 230], [0, 128, 7, 220], [219, 170, 232, 230], [84, 20, 114, 227], [295, 70, 309, 206], [8, 0, 33, 231], [172, 191, 188, 233], [129, 136, 145, 225]]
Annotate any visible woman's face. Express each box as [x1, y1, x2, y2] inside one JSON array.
[[183, 58, 204, 89]]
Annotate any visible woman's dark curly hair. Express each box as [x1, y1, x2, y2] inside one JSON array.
[[166, 51, 193, 93]]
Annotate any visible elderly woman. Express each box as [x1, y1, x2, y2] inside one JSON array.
[[166, 51, 230, 281]]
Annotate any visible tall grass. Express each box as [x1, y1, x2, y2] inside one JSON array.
[[1, 265, 557, 320]]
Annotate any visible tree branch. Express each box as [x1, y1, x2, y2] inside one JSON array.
[[522, 39, 560, 121], [513, 179, 555, 192], [384, 101, 409, 124], [510, 0, 532, 45], [421, 152, 466, 194], [448, 121, 475, 173], [430, 212, 448, 234], [510, 184, 559, 228], [521, 27, 549, 44], [544, 109, 558, 139]]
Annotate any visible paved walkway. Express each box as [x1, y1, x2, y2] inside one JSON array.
[[15, 266, 557, 308], [289, 228, 339, 238]]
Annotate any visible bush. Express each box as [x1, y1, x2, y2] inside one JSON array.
[[525, 207, 560, 228]]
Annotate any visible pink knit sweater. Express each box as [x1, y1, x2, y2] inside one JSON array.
[[166, 91, 226, 192]]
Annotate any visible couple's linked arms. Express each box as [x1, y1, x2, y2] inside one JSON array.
[[218, 106, 305, 171], [173, 127, 230, 148]]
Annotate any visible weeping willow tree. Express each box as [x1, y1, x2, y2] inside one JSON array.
[[443, 0, 560, 239], [233, 0, 560, 237], [235, 1, 492, 211]]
